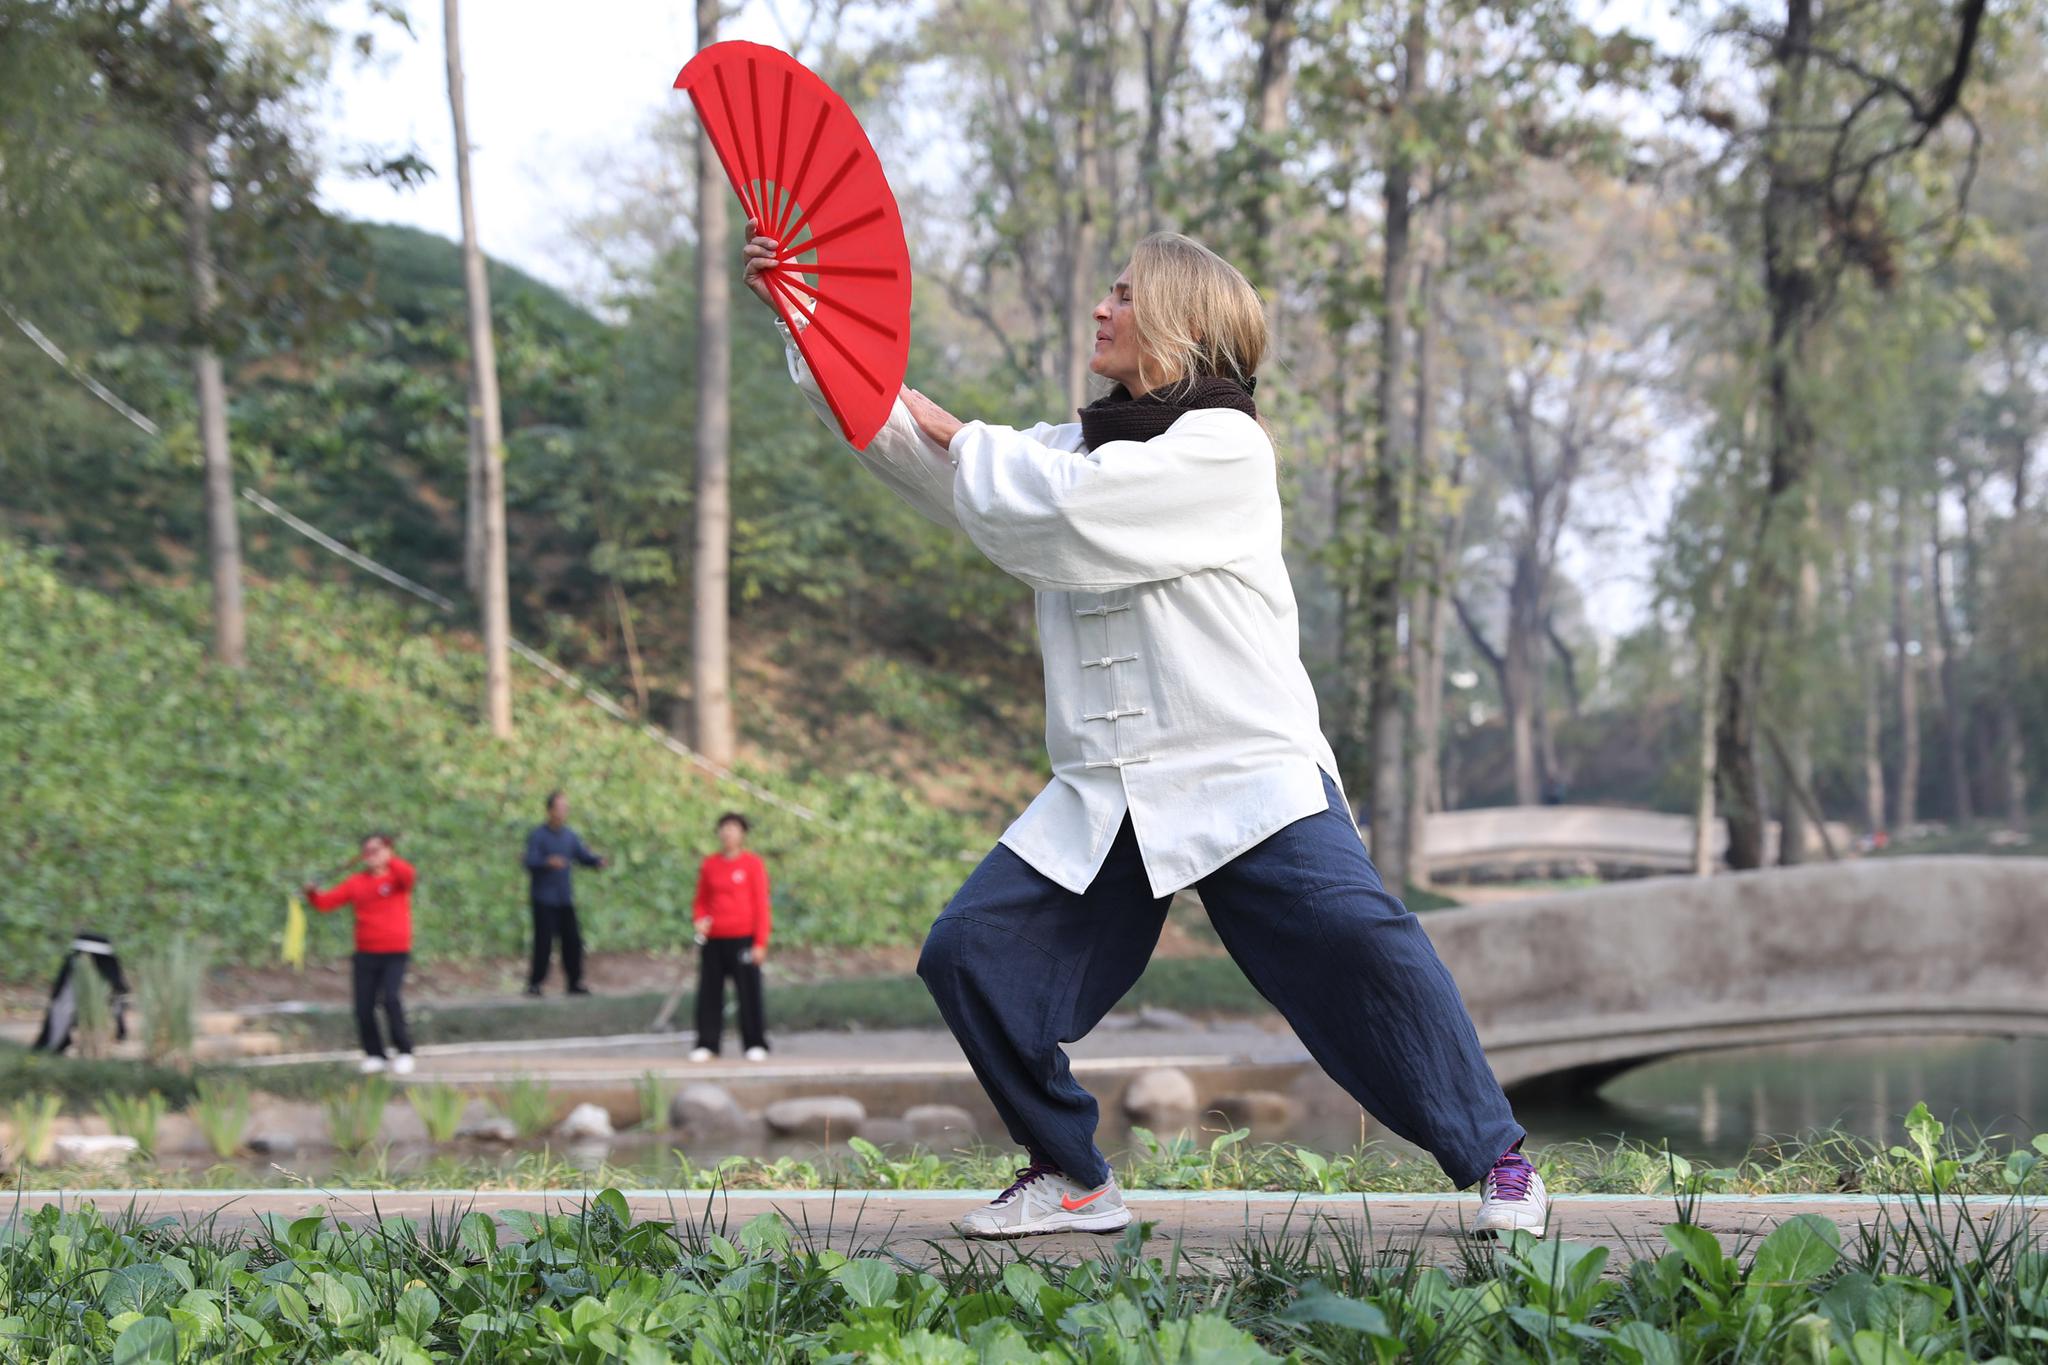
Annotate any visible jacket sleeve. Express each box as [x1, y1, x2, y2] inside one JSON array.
[[573, 834, 603, 868], [691, 860, 710, 921], [949, 409, 1279, 593], [521, 829, 548, 871], [779, 320, 962, 530], [387, 858, 416, 892], [307, 877, 355, 912], [752, 856, 772, 950]]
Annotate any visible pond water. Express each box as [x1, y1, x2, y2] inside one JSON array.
[[1515, 1034, 2048, 1165]]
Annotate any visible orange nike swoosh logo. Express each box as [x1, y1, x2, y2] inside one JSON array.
[[1061, 1188, 1108, 1212]]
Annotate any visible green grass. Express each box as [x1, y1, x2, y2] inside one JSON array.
[[0, 536, 985, 982], [2, 1185, 2044, 1361]]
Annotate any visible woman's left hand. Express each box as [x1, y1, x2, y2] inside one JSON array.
[[902, 387, 965, 450]]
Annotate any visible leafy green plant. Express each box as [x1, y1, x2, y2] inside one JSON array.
[[632, 1071, 670, 1131], [405, 1083, 468, 1144], [68, 961, 116, 1061], [495, 1077, 556, 1139], [324, 1078, 392, 1154], [6, 1092, 62, 1165], [189, 1077, 251, 1158], [95, 1090, 167, 1157], [133, 937, 204, 1074]]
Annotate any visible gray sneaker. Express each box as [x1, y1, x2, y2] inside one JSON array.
[[956, 1162, 1131, 1239]]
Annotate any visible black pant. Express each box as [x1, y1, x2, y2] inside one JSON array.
[[352, 952, 412, 1058], [694, 938, 767, 1053], [528, 898, 584, 990]]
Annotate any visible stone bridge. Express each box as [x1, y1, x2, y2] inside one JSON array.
[[1418, 857, 2048, 1089], [1420, 804, 1856, 879]]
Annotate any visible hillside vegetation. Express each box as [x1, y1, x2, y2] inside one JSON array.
[[0, 537, 989, 981]]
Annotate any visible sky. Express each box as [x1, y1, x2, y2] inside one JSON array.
[[311, 0, 1688, 642]]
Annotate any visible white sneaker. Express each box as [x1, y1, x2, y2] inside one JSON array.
[[744, 1046, 769, 1062], [1473, 1149, 1549, 1238], [358, 1056, 388, 1075], [391, 1054, 416, 1076], [956, 1164, 1131, 1239], [688, 1047, 715, 1063]]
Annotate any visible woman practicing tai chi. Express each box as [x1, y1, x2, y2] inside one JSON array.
[[744, 228, 1544, 1240]]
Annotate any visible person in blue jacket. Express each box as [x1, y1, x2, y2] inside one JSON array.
[[522, 790, 608, 996]]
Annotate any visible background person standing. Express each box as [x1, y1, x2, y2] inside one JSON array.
[[303, 832, 416, 1075], [689, 812, 771, 1062], [523, 790, 607, 996]]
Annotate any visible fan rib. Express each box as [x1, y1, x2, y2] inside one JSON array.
[[777, 101, 833, 243], [771, 71, 793, 239], [764, 274, 887, 395], [709, 68, 764, 226], [786, 149, 863, 242], [685, 89, 754, 231], [746, 59, 769, 229], [796, 263, 901, 279], [779, 204, 884, 261]]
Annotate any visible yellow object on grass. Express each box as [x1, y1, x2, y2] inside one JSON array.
[[282, 895, 307, 971]]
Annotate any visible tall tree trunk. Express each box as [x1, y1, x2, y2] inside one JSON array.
[[1243, 0, 1299, 292], [1890, 501, 1918, 830], [1716, 0, 1819, 870], [1927, 515, 1973, 822], [445, 0, 512, 737], [1363, 0, 1427, 890], [1694, 616, 1720, 876], [689, 0, 736, 765], [172, 7, 244, 670], [1958, 469, 2027, 830], [1778, 553, 1820, 863], [463, 372, 484, 590], [1842, 555, 1887, 833], [1404, 258, 1441, 885]]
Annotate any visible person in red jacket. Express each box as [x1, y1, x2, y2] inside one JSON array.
[[688, 812, 771, 1062], [303, 832, 417, 1076]]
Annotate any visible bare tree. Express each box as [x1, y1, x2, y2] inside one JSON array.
[[170, 0, 243, 669], [690, 0, 736, 765], [444, 0, 512, 737]]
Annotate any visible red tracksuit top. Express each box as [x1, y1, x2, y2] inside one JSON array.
[[308, 858, 416, 953], [692, 851, 771, 949]]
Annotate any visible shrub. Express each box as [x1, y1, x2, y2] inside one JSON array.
[[69, 964, 116, 1061], [96, 1091, 168, 1157], [134, 938, 204, 1074], [324, 1078, 392, 1154], [405, 1083, 467, 1144], [190, 1078, 251, 1159], [6, 1093, 61, 1165], [495, 1078, 556, 1139]]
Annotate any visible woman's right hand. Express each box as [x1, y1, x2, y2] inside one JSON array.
[[741, 225, 781, 311]]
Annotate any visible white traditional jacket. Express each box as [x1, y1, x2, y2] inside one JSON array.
[[783, 328, 1344, 897]]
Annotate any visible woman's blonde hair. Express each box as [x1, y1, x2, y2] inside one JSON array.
[[1127, 232, 1266, 393]]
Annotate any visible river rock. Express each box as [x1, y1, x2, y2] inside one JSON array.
[[854, 1118, 910, 1147], [903, 1104, 978, 1142], [52, 1134, 139, 1167], [556, 1103, 615, 1142], [459, 1116, 519, 1144], [1211, 1090, 1304, 1131], [670, 1083, 746, 1132], [763, 1096, 867, 1139], [1121, 1068, 1198, 1124]]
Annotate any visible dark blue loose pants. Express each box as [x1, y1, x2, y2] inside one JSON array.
[[916, 773, 1523, 1189]]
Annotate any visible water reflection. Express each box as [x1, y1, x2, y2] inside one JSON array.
[[1519, 1035, 2048, 1164]]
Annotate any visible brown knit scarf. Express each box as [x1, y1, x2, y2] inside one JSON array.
[[1077, 373, 1259, 450]]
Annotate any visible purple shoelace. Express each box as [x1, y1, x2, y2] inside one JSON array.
[[993, 1161, 1060, 1205], [1488, 1150, 1534, 1202]]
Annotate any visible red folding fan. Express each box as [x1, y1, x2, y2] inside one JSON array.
[[675, 42, 912, 451]]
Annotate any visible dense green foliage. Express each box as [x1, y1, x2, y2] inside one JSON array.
[[0, 536, 983, 979], [2, 1188, 2046, 1362]]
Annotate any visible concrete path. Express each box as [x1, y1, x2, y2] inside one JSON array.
[[16, 1190, 2041, 1269]]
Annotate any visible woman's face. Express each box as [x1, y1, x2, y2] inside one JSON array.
[[1089, 267, 1149, 395]]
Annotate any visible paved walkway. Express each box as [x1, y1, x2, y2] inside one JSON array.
[[16, 1190, 2040, 1268]]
